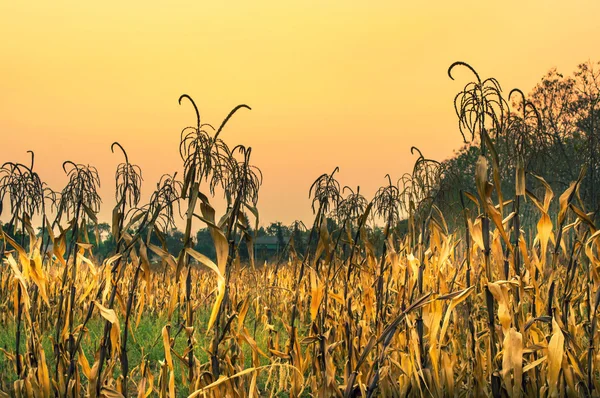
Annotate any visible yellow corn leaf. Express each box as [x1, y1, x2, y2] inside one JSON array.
[[7, 255, 31, 320], [441, 350, 454, 397], [523, 356, 547, 373], [77, 251, 97, 276], [407, 254, 420, 284], [135, 287, 146, 328], [37, 343, 51, 397], [487, 282, 511, 332], [237, 298, 251, 331], [248, 370, 258, 398], [112, 207, 122, 242], [243, 202, 260, 231], [547, 317, 564, 397], [586, 229, 600, 246], [162, 325, 173, 370], [76, 242, 94, 251], [463, 191, 480, 208], [475, 156, 488, 208], [199, 201, 229, 275], [54, 230, 67, 262], [529, 173, 554, 211], [4, 230, 28, 264], [558, 182, 577, 226], [487, 200, 512, 250], [188, 364, 303, 398], [558, 167, 585, 225], [104, 253, 123, 268], [363, 286, 375, 321], [537, 212, 552, 268], [168, 371, 175, 398], [519, 235, 531, 270], [27, 248, 50, 306], [94, 300, 120, 354], [502, 328, 523, 397], [148, 244, 177, 271], [78, 348, 92, 380], [185, 247, 225, 331], [188, 368, 256, 397], [424, 299, 443, 349], [330, 291, 344, 305], [469, 218, 484, 251], [238, 327, 269, 367], [310, 269, 324, 321]]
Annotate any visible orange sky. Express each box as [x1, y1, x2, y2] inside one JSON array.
[[1, 1, 599, 227]]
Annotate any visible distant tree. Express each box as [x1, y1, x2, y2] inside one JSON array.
[[267, 222, 288, 251], [256, 226, 267, 238], [166, 228, 185, 256], [573, 61, 600, 211], [195, 228, 216, 262]]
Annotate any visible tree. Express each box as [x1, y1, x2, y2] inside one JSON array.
[[573, 61, 600, 211], [195, 228, 216, 262]]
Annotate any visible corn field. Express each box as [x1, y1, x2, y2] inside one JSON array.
[[1, 62, 600, 397]]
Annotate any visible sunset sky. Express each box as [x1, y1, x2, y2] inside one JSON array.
[[1, 1, 599, 228]]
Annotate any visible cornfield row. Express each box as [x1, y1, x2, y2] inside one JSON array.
[[0, 62, 599, 397]]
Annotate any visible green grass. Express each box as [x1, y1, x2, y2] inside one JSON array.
[[0, 306, 293, 397]]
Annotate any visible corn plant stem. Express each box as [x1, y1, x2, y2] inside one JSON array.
[[94, 248, 132, 396], [288, 202, 323, 366], [78, 211, 159, 395], [340, 208, 370, 395], [315, 216, 350, 380], [53, 199, 82, 392], [15, 283, 23, 377], [14, 217, 26, 379], [120, 221, 167, 395], [180, 193, 196, 386], [587, 259, 598, 393], [95, 223, 148, 396], [370, 212, 393, 395], [209, 181, 245, 379], [120, 245, 145, 396]]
